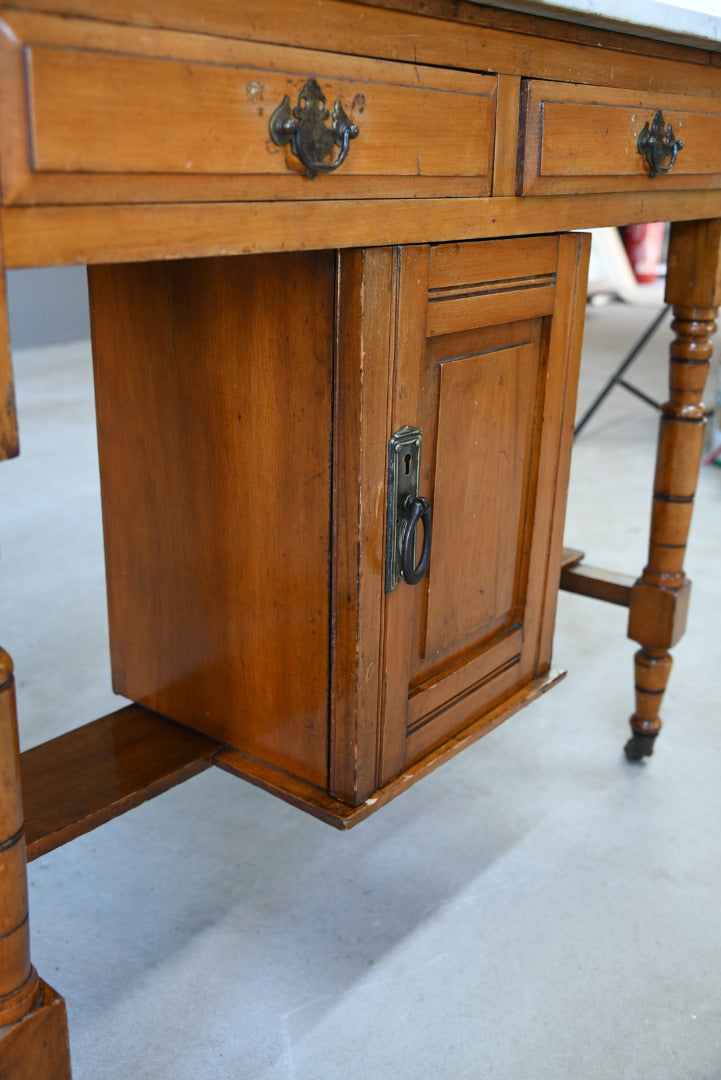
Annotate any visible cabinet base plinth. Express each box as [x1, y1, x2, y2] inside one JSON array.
[[215, 669, 565, 828]]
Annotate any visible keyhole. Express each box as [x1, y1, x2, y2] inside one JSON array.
[[404, 453, 412, 476]]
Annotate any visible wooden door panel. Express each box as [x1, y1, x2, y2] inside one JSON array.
[[423, 337, 537, 662], [380, 233, 589, 781], [407, 626, 523, 729], [406, 649, 524, 764]]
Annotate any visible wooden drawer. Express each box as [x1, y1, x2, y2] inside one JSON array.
[[519, 79, 721, 196], [0, 11, 497, 206]]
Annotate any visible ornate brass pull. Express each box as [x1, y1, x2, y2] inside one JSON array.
[[269, 78, 359, 179], [637, 110, 684, 178]]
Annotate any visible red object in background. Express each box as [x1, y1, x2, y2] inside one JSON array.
[[622, 222, 666, 283]]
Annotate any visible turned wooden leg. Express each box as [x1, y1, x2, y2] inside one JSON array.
[[0, 648, 71, 1079], [626, 219, 721, 759]]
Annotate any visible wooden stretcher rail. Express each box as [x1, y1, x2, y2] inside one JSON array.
[[21, 705, 223, 861], [560, 563, 636, 607], [559, 547, 636, 606]]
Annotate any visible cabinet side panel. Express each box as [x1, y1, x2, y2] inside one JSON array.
[[90, 253, 334, 787], [533, 231, 591, 672]]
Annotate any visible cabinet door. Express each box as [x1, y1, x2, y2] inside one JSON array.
[[380, 234, 589, 782]]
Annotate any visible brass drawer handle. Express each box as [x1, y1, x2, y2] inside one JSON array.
[[637, 110, 684, 178], [270, 78, 359, 179]]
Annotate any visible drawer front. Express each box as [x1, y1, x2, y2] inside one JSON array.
[[519, 79, 721, 196], [0, 13, 497, 205]]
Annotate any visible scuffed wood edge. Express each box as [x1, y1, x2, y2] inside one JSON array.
[[215, 669, 566, 829]]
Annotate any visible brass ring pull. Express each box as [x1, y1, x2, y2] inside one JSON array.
[[400, 495, 432, 586], [637, 110, 684, 178], [270, 78, 359, 179]]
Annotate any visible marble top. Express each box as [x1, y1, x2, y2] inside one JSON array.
[[477, 0, 721, 49]]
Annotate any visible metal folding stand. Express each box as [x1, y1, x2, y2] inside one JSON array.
[[701, 443, 721, 466], [574, 303, 670, 437]]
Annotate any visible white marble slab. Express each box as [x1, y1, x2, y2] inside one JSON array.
[[476, 0, 721, 49]]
